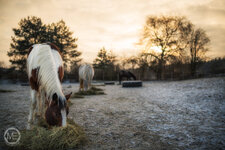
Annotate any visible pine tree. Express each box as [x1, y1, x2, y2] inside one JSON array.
[[93, 47, 116, 80], [7, 16, 81, 73], [8, 16, 46, 72], [46, 20, 81, 69]]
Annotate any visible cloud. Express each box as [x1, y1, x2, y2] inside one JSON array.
[[204, 25, 225, 57], [0, 0, 224, 66], [180, 0, 225, 57]]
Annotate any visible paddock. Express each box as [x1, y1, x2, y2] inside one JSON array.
[[0, 77, 224, 149]]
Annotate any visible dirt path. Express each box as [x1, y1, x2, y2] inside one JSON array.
[[0, 77, 225, 149]]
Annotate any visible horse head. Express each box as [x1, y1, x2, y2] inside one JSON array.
[[119, 70, 136, 84], [45, 92, 72, 126]]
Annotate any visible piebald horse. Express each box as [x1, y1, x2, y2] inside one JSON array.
[[79, 64, 94, 91], [27, 43, 72, 129]]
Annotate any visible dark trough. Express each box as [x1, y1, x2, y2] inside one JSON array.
[[104, 81, 115, 85], [122, 80, 143, 87], [21, 83, 29, 86]]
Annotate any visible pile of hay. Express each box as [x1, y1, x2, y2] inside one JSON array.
[[72, 94, 85, 98], [14, 118, 86, 150], [89, 86, 104, 92], [72, 86, 105, 98]]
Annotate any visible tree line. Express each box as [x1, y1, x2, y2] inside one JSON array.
[[1, 16, 224, 82]]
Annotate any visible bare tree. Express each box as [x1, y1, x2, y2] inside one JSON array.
[[189, 28, 210, 76], [126, 56, 138, 70], [139, 16, 192, 79]]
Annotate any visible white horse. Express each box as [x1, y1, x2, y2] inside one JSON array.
[[79, 64, 94, 91], [27, 43, 71, 129]]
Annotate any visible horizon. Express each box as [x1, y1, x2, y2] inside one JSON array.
[[0, 0, 225, 67]]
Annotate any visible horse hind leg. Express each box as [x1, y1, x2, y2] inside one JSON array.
[[79, 79, 84, 91], [84, 80, 88, 91], [27, 89, 37, 129], [88, 80, 91, 90]]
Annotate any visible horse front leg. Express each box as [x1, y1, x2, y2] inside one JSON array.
[[27, 89, 37, 129], [119, 75, 122, 84], [39, 89, 46, 118]]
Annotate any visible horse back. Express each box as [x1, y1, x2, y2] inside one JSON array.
[[79, 64, 94, 81], [27, 43, 64, 91]]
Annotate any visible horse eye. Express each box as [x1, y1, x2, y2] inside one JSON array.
[[56, 113, 61, 117]]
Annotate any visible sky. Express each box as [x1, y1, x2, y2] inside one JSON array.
[[0, 0, 225, 66]]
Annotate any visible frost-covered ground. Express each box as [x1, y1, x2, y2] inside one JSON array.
[[0, 77, 225, 149]]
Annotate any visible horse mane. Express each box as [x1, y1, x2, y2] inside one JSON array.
[[27, 44, 64, 101]]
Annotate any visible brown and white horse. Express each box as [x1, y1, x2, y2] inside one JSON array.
[[27, 43, 72, 129]]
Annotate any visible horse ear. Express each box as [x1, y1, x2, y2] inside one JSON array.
[[51, 93, 58, 106], [65, 92, 72, 101]]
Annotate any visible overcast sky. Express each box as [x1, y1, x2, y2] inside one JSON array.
[[0, 0, 224, 66]]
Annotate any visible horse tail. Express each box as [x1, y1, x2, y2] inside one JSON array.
[[84, 80, 88, 91]]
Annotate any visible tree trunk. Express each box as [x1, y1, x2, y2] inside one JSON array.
[[102, 69, 105, 81], [158, 60, 163, 80], [191, 62, 196, 77], [158, 51, 165, 80]]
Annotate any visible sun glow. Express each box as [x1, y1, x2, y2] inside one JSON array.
[[150, 46, 162, 53]]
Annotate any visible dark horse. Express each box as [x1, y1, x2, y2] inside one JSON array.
[[119, 70, 136, 84]]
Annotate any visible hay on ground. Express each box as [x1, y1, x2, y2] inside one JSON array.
[[72, 86, 105, 98], [90, 86, 103, 92], [71, 94, 85, 98], [67, 100, 73, 107], [14, 118, 86, 150]]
